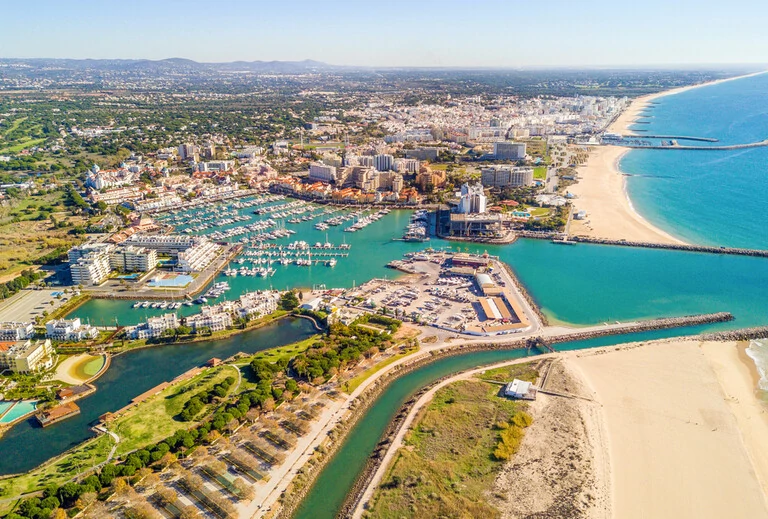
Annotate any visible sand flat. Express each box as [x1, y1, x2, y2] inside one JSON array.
[[567, 341, 768, 519]]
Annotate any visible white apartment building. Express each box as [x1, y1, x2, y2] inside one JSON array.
[[0, 322, 35, 341], [69, 245, 114, 286], [133, 194, 183, 212], [109, 245, 158, 273], [45, 318, 99, 342], [88, 187, 143, 205], [125, 234, 197, 255], [378, 171, 404, 194], [374, 154, 394, 172], [481, 166, 534, 189], [198, 160, 235, 172], [308, 162, 337, 183], [125, 313, 179, 340], [238, 291, 279, 318], [185, 306, 232, 333], [457, 183, 487, 214], [176, 239, 221, 273], [393, 158, 420, 174], [493, 141, 527, 160], [0, 339, 54, 373]]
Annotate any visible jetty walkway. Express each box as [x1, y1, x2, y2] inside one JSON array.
[[619, 139, 768, 150], [519, 231, 768, 259], [621, 134, 719, 142]]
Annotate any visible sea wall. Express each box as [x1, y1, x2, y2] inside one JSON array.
[[517, 231, 768, 258], [280, 311, 734, 518], [700, 326, 768, 341]]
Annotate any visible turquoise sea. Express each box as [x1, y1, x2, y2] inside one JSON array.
[[622, 72, 768, 248]]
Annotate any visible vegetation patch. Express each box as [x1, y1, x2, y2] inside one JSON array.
[[368, 366, 537, 519]]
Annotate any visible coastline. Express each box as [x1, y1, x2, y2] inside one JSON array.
[[568, 339, 768, 518], [569, 70, 767, 245]]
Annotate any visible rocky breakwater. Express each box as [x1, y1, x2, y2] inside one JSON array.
[[326, 312, 734, 517], [700, 326, 768, 341]]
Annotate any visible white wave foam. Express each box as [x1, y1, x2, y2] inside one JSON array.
[[745, 339, 768, 391]]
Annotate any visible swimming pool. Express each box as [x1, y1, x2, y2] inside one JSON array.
[[0, 401, 36, 423], [0, 401, 14, 420]]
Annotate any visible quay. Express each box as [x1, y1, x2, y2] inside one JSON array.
[[619, 138, 768, 150], [518, 231, 768, 259], [621, 134, 719, 142]]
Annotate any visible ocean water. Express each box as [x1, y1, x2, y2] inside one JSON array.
[[622, 72, 768, 248], [746, 339, 768, 392]]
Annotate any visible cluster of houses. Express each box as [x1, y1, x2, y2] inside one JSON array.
[[124, 290, 280, 340]]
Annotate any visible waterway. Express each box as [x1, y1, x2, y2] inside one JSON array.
[[292, 325, 721, 519], [0, 317, 316, 476]]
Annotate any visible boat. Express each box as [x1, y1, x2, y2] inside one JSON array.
[[327, 258, 337, 267], [132, 302, 140, 309]]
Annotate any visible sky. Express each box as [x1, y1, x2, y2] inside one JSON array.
[[3, 0, 768, 67]]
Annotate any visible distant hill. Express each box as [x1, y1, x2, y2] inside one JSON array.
[[0, 57, 342, 74]]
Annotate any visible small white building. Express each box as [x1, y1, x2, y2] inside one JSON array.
[[504, 379, 537, 400], [300, 298, 323, 312]]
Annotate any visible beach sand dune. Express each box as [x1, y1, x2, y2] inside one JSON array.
[[566, 340, 768, 519]]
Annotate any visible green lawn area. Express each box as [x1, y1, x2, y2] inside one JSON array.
[[0, 137, 47, 155], [110, 365, 239, 455], [529, 207, 550, 218], [0, 434, 113, 500], [477, 362, 539, 383], [1, 117, 28, 138], [236, 336, 320, 390], [344, 345, 419, 394], [367, 373, 534, 518], [533, 166, 547, 180]]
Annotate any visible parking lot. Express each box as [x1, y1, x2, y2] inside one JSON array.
[[0, 288, 74, 323], [345, 251, 534, 335]]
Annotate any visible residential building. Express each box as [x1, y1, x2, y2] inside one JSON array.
[[0, 339, 54, 373], [124, 234, 197, 255], [481, 166, 534, 189], [456, 183, 487, 214], [178, 143, 199, 161], [378, 171, 404, 194], [69, 244, 114, 286], [374, 154, 394, 172], [45, 318, 99, 342], [405, 147, 439, 161], [493, 141, 527, 160], [197, 160, 234, 172], [176, 239, 221, 273], [393, 158, 420, 174], [308, 162, 337, 183], [185, 306, 232, 333], [125, 313, 179, 340], [0, 322, 34, 341], [109, 245, 158, 272]]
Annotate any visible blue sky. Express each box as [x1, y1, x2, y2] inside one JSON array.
[[3, 0, 768, 66]]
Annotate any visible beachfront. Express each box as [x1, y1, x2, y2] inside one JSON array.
[[568, 72, 768, 245], [566, 339, 768, 518]]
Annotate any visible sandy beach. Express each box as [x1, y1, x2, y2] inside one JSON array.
[[566, 339, 768, 518], [569, 71, 767, 244], [567, 145, 683, 244]]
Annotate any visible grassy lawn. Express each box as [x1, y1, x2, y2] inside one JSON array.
[[533, 166, 547, 180], [236, 336, 320, 390], [0, 434, 114, 499], [477, 362, 539, 384], [111, 365, 239, 455], [529, 207, 550, 218], [367, 368, 536, 519], [0, 117, 28, 138], [0, 137, 47, 154], [344, 345, 419, 394]]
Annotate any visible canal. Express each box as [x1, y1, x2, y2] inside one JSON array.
[[0, 317, 317, 476]]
